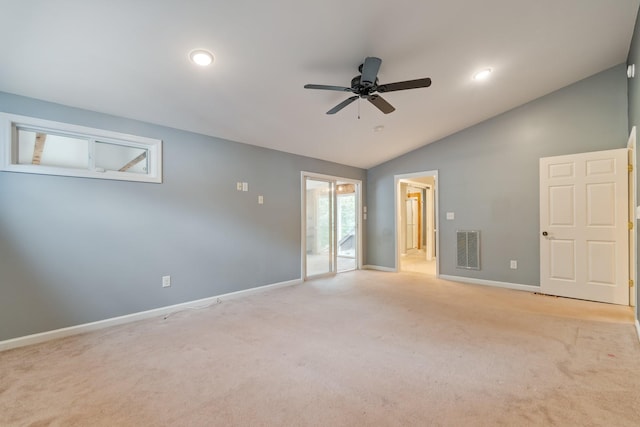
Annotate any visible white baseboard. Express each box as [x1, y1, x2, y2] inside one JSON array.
[[636, 319, 640, 344], [439, 275, 540, 293], [0, 278, 302, 352], [363, 265, 396, 272]]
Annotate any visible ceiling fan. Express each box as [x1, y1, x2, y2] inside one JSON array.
[[304, 56, 432, 115]]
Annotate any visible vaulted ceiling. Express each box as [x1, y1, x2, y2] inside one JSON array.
[[1, 0, 638, 168]]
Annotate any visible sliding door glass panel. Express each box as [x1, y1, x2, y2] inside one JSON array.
[[337, 183, 356, 272], [305, 178, 334, 277]]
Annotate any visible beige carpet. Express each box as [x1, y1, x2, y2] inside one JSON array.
[[1, 270, 639, 426]]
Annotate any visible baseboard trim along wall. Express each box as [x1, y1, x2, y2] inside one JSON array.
[[439, 275, 540, 293], [636, 319, 640, 343], [0, 278, 302, 352], [363, 265, 396, 272]]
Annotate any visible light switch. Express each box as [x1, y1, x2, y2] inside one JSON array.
[[236, 182, 243, 191], [446, 212, 455, 220], [242, 182, 248, 192], [258, 195, 264, 204]]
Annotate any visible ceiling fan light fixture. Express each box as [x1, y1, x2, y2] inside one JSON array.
[[473, 68, 492, 81], [189, 49, 214, 66]]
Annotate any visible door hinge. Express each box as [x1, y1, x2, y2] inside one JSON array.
[[630, 279, 635, 288], [629, 221, 634, 230], [629, 164, 633, 172]]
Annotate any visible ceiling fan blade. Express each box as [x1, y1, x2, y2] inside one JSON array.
[[304, 84, 352, 92], [360, 57, 382, 87], [367, 94, 395, 114], [327, 96, 359, 115], [377, 77, 432, 93]]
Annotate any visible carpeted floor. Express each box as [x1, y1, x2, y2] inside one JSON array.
[[1, 270, 639, 426]]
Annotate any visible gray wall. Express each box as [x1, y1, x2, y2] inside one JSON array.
[[366, 64, 629, 286], [627, 5, 640, 322], [0, 92, 365, 341]]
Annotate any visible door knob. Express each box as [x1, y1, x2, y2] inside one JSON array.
[[542, 231, 548, 236]]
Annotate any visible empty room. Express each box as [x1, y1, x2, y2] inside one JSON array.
[[1, 1, 640, 425]]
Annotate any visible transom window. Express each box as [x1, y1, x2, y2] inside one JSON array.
[[1, 113, 162, 183]]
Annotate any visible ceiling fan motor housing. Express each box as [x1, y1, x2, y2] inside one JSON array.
[[351, 75, 377, 95]]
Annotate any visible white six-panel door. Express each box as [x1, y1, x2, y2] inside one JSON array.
[[540, 148, 629, 305]]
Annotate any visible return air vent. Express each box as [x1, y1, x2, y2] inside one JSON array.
[[457, 230, 480, 270]]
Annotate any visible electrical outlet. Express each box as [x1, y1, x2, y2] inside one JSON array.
[[258, 195, 264, 204], [510, 260, 517, 269], [242, 182, 248, 192], [236, 182, 242, 191], [162, 275, 171, 287]]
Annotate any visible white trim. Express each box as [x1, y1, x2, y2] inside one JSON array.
[[395, 170, 440, 276], [363, 265, 396, 272], [636, 319, 640, 343], [0, 278, 301, 352], [439, 274, 540, 293]]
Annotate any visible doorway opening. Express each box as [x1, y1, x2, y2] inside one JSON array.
[[302, 172, 362, 279], [395, 171, 439, 276]]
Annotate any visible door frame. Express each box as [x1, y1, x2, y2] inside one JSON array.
[[301, 171, 363, 280], [425, 184, 435, 261], [394, 170, 440, 275], [629, 126, 637, 309]]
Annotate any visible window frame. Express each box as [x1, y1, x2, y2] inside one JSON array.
[[0, 113, 162, 183]]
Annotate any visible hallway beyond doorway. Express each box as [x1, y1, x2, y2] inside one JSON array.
[[400, 250, 436, 275]]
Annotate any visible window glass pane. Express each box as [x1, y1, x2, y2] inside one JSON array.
[[3, 113, 162, 183], [18, 129, 89, 169], [94, 141, 148, 174]]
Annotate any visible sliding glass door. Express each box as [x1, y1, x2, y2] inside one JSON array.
[[305, 177, 334, 277], [336, 182, 357, 272], [303, 174, 360, 279]]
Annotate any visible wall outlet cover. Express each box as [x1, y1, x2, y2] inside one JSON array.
[[162, 275, 171, 287]]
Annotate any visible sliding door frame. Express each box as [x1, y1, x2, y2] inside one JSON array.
[[301, 171, 362, 280]]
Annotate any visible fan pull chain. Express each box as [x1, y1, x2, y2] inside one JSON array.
[[358, 97, 361, 120]]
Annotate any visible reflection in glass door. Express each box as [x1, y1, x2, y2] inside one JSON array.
[[305, 178, 334, 277]]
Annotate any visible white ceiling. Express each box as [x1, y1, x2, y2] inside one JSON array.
[[1, 0, 638, 169]]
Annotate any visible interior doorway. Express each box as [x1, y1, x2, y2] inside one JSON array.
[[395, 171, 439, 276], [302, 172, 362, 279]]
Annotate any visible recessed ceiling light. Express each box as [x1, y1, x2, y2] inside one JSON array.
[[189, 49, 214, 66], [473, 68, 492, 81]]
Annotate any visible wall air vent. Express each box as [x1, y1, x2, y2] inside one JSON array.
[[457, 230, 480, 270]]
